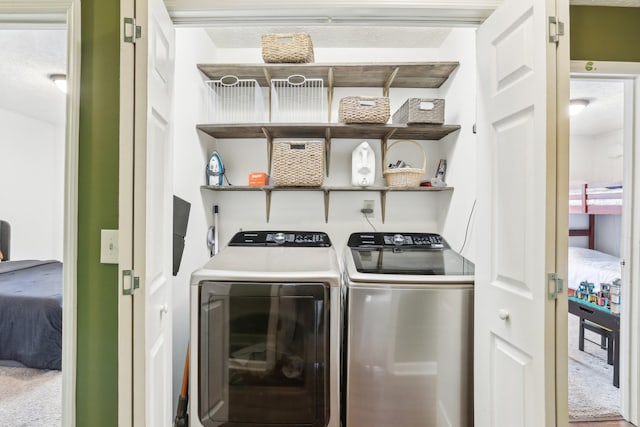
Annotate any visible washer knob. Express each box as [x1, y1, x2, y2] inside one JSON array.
[[274, 232, 286, 244], [393, 234, 405, 246]]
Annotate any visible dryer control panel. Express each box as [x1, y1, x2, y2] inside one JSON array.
[[229, 231, 332, 247], [348, 232, 448, 249]]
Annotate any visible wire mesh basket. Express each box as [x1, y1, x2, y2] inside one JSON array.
[[205, 75, 266, 123], [271, 75, 326, 123]]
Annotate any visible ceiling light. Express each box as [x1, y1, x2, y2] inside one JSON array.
[[569, 99, 589, 116], [49, 74, 67, 93]]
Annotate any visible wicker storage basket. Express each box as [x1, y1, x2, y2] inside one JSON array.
[[339, 96, 390, 124], [262, 33, 314, 64], [383, 140, 426, 188], [392, 98, 445, 124], [271, 141, 324, 187]]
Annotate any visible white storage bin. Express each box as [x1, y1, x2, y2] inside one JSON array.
[[271, 75, 326, 123], [205, 75, 266, 123]]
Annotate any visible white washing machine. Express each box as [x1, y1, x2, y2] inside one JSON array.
[[190, 231, 341, 427], [343, 232, 474, 427]]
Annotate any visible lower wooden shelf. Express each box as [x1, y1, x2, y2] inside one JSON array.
[[201, 185, 453, 223]]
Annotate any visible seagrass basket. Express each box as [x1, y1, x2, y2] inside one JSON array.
[[339, 96, 390, 124], [383, 140, 426, 188], [392, 98, 445, 124], [262, 33, 315, 64], [271, 141, 324, 187]]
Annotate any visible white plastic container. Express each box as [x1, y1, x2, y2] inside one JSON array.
[[351, 141, 375, 187]]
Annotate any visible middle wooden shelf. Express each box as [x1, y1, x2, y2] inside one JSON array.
[[200, 185, 454, 223]]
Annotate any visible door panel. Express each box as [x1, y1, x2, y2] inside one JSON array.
[[131, 0, 176, 425], [476, 0, 559, 425]]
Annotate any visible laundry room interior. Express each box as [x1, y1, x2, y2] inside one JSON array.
[[165, 25, 476, 427], [170, 24, 480, 413]]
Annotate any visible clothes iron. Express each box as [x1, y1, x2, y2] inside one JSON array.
[[206, 151, 225, 186]]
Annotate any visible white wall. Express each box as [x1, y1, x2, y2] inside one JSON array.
[[570, 129, 623, 183], [0, 107, 64, 260], [171, 28, 218, 412], [171, 27, 478, 407], [569, 128, 623, 257]]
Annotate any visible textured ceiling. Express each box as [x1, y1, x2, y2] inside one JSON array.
[[0, 29, 66, 125]]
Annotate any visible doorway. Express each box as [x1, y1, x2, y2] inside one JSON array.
[[0, 2, 80, 426], [567, 76, 627, 421], [0, 27, 67, 425]]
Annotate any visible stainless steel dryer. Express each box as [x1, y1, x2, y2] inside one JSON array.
[[190, 231, 341, 427], [343, 232, 474, 427]]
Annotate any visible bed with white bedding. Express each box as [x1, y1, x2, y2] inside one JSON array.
[[568, 246, 621, 293]]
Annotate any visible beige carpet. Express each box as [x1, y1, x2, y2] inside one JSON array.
[[569, 313, 621, 420], [0, 365, 61, 427]]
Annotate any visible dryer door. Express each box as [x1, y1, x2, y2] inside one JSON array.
[[199, 282, 330, 427]]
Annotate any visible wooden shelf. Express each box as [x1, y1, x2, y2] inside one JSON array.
[[197, 62, 459, 89], [197, 61, 460, 223], [201, 185, 453, 223], [197, 123, 461, 141]]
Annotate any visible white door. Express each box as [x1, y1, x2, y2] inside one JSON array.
[[475, 0, 568, 425], [119, 0, 175, 425]]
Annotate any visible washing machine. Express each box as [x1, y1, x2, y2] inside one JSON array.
[[343, 232, 474, 427], [190, 231, 341, 427]]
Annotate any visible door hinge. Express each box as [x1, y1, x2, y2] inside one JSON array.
[[123, 17, 142, 44], [122, 269, 140, 296], [547, 272, 564, 300], [548, 16, 565, 45]]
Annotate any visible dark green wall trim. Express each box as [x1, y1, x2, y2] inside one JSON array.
[[77, 0, 120, 425], [570, 6, 640, 62]]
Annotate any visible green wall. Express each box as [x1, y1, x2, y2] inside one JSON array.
[[77, 0, 119, 425], [72, 3, 640, 426], [570, 6, 640, 62]]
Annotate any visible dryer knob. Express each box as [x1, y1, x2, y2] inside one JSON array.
[[274, 232, 286, 244], [393, 234, 405, 246]]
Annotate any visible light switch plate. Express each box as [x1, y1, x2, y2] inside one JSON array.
[[100, 229, 119, 264]]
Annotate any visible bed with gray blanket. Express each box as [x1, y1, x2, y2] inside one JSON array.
[[0, 221, 62, 371]]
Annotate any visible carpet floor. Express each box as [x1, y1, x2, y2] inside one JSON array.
[[569, 313, 621, 420], [0, 365, 61, 427]]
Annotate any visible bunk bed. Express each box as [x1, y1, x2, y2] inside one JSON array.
[[567, 183, 622, 387], [0, 220, 62, 370]]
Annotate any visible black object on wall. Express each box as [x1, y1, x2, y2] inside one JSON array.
[[173, 196, 191, 276], [0, 220, 10, 261]]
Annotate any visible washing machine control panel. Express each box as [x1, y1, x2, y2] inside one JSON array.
[[348, 232, 447, 249], [229, 231, 332, 247]]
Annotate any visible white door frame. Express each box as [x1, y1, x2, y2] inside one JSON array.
[[570, 60, 640, 424], [0, 1, 80, 426]]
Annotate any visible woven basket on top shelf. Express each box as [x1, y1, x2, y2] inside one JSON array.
[[339, 96, 390, 124], [392, 98, 445, 124], [262, 33, 315, 64], [383, 140, 426, 188]]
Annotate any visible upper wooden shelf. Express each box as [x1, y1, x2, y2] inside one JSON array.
[[197, 123, 461, 141], [197, 62, 459, 89]]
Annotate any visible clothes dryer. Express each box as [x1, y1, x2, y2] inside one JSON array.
[[343, 232, 474, 427], [190, 231, 341, 427]]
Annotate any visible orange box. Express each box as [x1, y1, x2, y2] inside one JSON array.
[[248, 172, 268, 186]]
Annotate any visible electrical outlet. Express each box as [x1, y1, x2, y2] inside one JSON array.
[[362, 200, 375, 218]]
